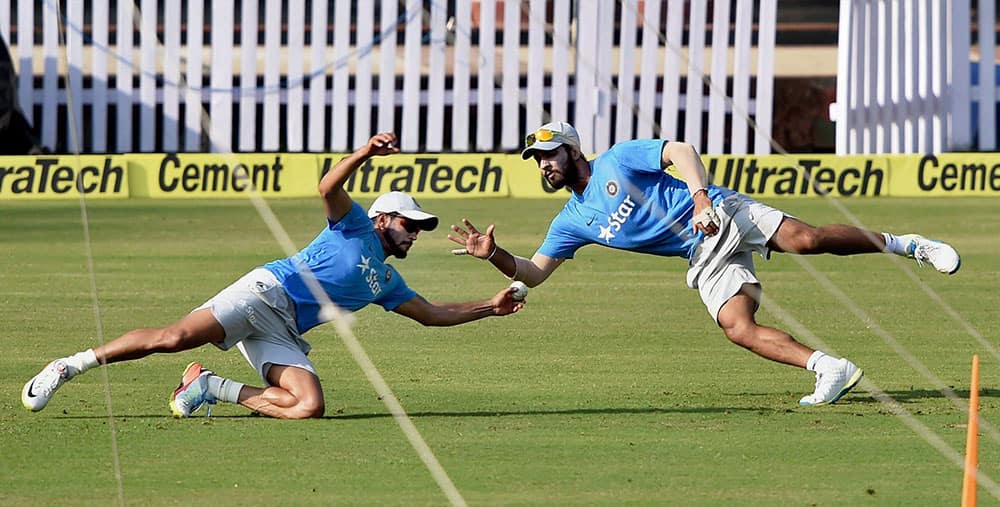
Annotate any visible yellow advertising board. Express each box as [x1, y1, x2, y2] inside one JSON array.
[[0, 155, 129, 200], [700, 155, 890, 197], [128, 153, 318, 198], [319, 153, 512, 198], [2, 151, 998, 200], [887, 153, 1000, 196], [512, 153, 894, 199]]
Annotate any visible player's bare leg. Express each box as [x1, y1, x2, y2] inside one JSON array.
[[768, 217, 884, 255], [716, 286, 813, 367], [717, 285, 863, 406], [95, 309, 226, 363], [769, 217, 960, 273], [237, 364, 325, 419], [23, 309, 225, 412]]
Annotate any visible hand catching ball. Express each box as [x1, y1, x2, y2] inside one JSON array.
[[509, 281, 528, 301]]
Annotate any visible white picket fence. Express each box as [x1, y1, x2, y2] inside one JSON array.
[[833, 0, 997, 154], [8, 0, 777, 155]]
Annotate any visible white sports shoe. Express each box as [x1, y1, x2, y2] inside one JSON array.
[[902, 234, 961, 274], [169, 362, 217, 418], [799, 358, 864, 406], [22, 359, 75, 412]]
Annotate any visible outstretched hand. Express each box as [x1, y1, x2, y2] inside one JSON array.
[[448, 219, 497, 259], [365, 132, 400, 157], [491, 286, 525, 315], [691, 193, 720, 236]]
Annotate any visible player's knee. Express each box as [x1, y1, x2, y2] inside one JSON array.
[[292, 397, 325, 419], [153, 328, 190, 352], [722, 321, 756, 349], [790, 228, 822, 254]]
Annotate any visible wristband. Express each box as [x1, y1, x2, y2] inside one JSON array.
[[486, 245, 498, 261]]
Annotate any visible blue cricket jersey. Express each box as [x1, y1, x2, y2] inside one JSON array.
[[264, 202, 417, 333], [537, 139, 735, 260]]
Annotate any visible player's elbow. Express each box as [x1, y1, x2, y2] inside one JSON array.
[[520, 264, 554, 288], [413, 315, 439, 327], [410, 310, 450, 327], [520, 276, 544, 288], [513, 257, 552, 288], [663, 141, 698, 162]]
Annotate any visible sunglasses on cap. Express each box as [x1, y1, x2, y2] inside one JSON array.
[[388, 214, 422, 234], [524, 128, 556, 148]]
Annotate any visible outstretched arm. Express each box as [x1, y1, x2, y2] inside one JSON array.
[[392, 287, 524, 326], [662, 141, 719, 236], [320, 132, 399, 221], [447, 219, 563, 287], [662, 141, 710, 191]]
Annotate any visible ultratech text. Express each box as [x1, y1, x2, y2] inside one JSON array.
[[918, 155, 1000, 191], [331, 157, 503, 194], [706, 158, 884, 196], [0, 157, 124, 194], [158, 154, 284, 192]]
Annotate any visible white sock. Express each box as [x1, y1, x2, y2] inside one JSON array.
[[806, 351, 838, 372], [207, 375, 245, 404], [63, 349, 99, 377], [882, 232, 910, 256]]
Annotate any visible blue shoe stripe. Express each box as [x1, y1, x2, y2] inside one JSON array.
[[949, 257, 961, 275], [828, 369, 864, 404]]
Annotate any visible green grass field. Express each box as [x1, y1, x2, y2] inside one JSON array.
[[1, 196, 998, 505]]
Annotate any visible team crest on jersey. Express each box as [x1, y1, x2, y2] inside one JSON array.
[[605, 179, 619, 197], [385, 269, 392, 282]]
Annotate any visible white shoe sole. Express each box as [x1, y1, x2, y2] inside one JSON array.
[[800, 368, 864, 407]]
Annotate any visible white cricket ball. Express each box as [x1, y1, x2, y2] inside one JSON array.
[[509, 281, 528, 300]]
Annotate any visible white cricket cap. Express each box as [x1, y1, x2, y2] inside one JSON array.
[[367, 191, 439, 231], [521, 121, 581, 159]]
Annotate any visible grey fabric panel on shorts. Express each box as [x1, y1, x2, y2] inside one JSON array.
[[195, 268, 308, 354], [192, 269, 318, 385], [686, 195, 785, 323], [236, 339, 317, 386]]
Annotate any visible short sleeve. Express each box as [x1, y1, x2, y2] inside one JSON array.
[[374, 265, 417, 311], [536, 212, 585, 260], [607, 139, 667, 175], [328, 202, 372, 234]]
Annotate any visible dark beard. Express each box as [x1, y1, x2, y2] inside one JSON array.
[[552, 165, 580, 190], [379, 231, 409, 259], [387, 239, 408, 259]]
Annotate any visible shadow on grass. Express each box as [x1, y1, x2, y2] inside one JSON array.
[[328, 405, 768, 420], [53, 405, 773, 420], [842, 388, 1000, 405], [54, 389, 997, 419]]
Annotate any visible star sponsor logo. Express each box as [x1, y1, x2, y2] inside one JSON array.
[[357, 256, 372, 273], [598, 224, 615, 243], [597, 194, 636, 244], [357, 255, 382, 296]]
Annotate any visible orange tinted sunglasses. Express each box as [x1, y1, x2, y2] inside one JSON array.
[[524, 128, 556, 147]]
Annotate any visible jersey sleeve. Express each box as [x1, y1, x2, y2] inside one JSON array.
[[536, 212, 586, 260], [608, 139, 668, 175], [374, 265, 417, 311], [326, 202, 371, 234]]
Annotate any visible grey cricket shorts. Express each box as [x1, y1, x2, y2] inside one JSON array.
[[195, 268, 316, 385], [685, 194, 786, 324]]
